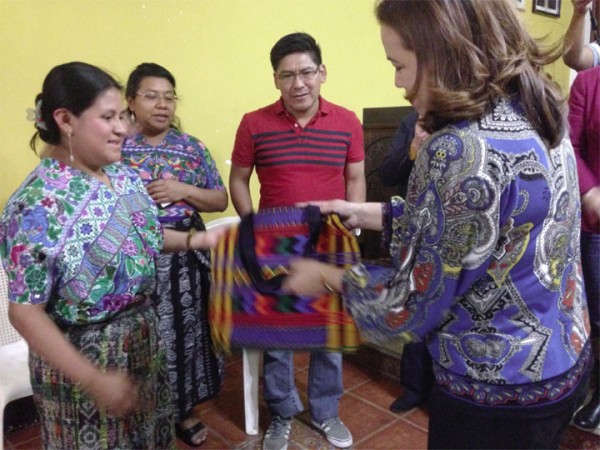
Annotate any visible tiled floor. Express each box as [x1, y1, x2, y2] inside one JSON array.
[[4, 350, 600, 450]]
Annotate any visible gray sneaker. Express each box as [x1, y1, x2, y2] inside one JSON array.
[[311, 417, 353, 448], [262, 416, 292, 450]]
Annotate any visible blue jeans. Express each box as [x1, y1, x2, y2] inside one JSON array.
[[581, 231, 600, 365], [263, 350, 343, 423]]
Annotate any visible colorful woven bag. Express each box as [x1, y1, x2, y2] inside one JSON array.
[[210, 206, 361, 353]]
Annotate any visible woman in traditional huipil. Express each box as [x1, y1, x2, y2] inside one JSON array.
[[0, 62, 223, 450], [122, 63, 227, 447]]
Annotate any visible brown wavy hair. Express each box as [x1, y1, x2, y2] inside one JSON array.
[[375, 0, 566, 148]]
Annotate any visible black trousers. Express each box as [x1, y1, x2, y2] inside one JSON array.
[[400, 340, 435, 397], [427, 362, 591, 450]]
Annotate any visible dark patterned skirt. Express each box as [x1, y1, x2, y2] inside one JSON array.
[[157, 219, 225, 421], [30, 301, 175, 450]]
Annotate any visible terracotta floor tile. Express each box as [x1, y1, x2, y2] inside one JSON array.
[[292, 351, 311, 370], [292, 366, 309, 391], [401, 406, 430, 431], [335, 391, 398, 445], [4, 424, 40, 450], [345, 347, 401, 382], [212, 373, 245, 401], [231, 434, 262, 449], [12, 433, 42, 450], [220, 359, 249, 391], [198, 403, 255, 446], [559, 426, 600, 449], [358, 418, 429, 449], [347, 374, 403, 411], [341, 358, 378, 390]]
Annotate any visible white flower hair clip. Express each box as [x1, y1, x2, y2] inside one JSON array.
[[26, 99, 47, 131]]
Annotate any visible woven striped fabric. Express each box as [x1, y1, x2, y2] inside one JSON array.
[[210, 207, 361, 352]]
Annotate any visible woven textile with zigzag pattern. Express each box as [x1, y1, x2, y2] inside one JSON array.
[[210, 206, 361, 352]]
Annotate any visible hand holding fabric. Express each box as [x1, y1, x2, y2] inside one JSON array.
[[296, 199, 384, 232]]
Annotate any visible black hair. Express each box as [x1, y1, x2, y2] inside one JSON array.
[[125, 62, 181, 130], [269, 32, 322, 71], [124, 62, 177, 99], [30, 62, 122, 152]]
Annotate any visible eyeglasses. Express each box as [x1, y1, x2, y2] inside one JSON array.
[[136, 92, 179, 104], [276, 67, 320, 85]]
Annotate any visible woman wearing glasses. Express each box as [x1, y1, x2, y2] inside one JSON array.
[[122, 63, 227, 447]]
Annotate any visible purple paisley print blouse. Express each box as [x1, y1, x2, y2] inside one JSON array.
[[343, 98, 590, 406]]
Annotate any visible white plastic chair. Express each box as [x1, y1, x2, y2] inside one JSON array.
[[206, 216, 260, 435], [0, 266, 33, 450]]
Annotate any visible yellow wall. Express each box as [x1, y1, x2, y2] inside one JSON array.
[[0, 0, 570, 219]]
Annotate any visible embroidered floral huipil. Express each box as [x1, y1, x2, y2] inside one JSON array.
[[121, 128, 225, 223], [0, 159, 163, 326]]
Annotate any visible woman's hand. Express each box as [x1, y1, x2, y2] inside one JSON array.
[[9, 303, 140, 418], [146, 179, 187, 204], [163, 226, 229, 252], [283, 259, 345, 297], [193, 227, 228, 250], [146, 179, 228, 212], [297, 200, 384, 232], [297, 199, 363, 230], [84, 370, 139, 417]]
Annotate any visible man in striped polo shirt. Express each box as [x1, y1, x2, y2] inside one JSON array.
[[229, 32, 365, 450]]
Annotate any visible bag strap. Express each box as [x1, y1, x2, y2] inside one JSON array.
[[238, 206, 322, 295]]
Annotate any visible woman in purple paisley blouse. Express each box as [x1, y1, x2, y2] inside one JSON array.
[[0, 62, 223, 450], [283, 1, 591, 449], [121, 63, 228, 448]]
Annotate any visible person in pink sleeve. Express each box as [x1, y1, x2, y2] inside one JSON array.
[[568, 65, 600, 431]]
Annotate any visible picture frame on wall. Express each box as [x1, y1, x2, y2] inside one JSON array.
[[514, 0, 526, 11], [532, 0, 561, 17]]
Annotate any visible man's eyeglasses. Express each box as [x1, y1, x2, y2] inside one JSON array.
[[136, 92, 179, 104], [276, 67, 320, 85]]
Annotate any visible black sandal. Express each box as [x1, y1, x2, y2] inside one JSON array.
[[175, 421, 207, 447]]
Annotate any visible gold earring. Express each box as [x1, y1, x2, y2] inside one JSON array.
[[67, 129, 74, 163]]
